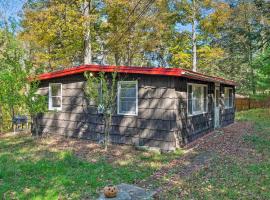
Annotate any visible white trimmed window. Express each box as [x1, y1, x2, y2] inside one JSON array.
[[117, 81, 138, 115], [224, 87, 233, 108], [187, 83, 208, 116], [49, 83, 62, 111]]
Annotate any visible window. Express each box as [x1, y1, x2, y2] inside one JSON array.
[[187, 84, 208, 116], [224, 87, 233, 108], [117, 81, 138, 115], [49, 83, 62, 111]]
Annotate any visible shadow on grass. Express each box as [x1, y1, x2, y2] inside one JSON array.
[[0, 133, 184, 199]]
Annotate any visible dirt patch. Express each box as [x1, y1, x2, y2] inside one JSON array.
[[34, 135, 145, 165], [186, 121, 263, 163]]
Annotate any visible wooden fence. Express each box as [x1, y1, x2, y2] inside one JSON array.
[[235, 97, 270, 111]]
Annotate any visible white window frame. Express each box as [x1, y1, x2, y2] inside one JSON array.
[[187, 83, 208, 116], [224, 87, 233, 109], [48, 83, 62, 111], [117, 81, 138, 116]]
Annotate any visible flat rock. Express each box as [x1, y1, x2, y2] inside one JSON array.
[[97, 183, 155, 200]]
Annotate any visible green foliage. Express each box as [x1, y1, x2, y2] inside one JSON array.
[[25, 81, 47, 117], [84, 71, 118, 114], [253, 47, 270, 94], [0, 30, 27, 130], [213, 1, 270, 94], [0, 29, 46, 132], [20, 0, 99, 69], [84, 71, 118, 150], [0, 69, 25, 114], [19, 0, 270, 95]]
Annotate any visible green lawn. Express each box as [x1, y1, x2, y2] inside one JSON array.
[[1, 109, 270, 200], [174, 109, 270, 199], [0, 133, 183, 199]]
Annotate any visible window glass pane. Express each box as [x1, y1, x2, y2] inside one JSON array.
[[188, 99, 192, 115], [193, 86, 201, 99], [51, 97, 61, 108], [120, 88, 136, 98], [193, 98, 202, 112], [225, 98, 229, 107], [121, 83, 136, 89], [188, 84, 208, 115], [51, 84, 61, 96], [193, 85, 203, 113], [224, 88, 233, 108], [118, 82, 137, 114], [119, 99, 136, 114]]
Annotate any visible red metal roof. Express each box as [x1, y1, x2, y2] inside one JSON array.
[[36, 64, 237, 86]]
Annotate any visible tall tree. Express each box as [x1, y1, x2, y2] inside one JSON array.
[[168, 0, 227, 71], [83, 0, 92, 64], [215, 0, 270, 94], [21, 0, 100, 70], [0, 29, 27, 129], [191, 0, 197, 71]]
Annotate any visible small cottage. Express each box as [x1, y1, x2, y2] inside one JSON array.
[[35, 65, 236, 151]]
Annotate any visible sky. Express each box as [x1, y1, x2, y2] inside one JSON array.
[[0, 0, 25, 31], [0, 0, 25, 18]]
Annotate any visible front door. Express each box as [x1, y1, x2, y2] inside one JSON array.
[[214, 86, 220, 128]]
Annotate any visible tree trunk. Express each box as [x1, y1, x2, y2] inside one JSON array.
[[35, 115, 39, 136], [247, 23, 256, 95], [192, 0, 197, 72], [83, 0, 92, 65], [103, 112, 113, 152], [249, 49, 256, 95], [31, 114, 39, 136], [114, 53, 120, 66]]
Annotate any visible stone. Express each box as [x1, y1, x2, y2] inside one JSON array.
[[97, 183, 155, 200], [135, 145, 161, 154]]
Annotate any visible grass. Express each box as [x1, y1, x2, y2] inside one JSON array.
[[144, 108, 270, 199], [0, 133, 183, 199], [178, 109, 270, 199], [1, 108, 270, 199]]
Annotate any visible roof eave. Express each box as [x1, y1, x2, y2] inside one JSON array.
[[181, 71, 237, 86], [35, 64, 237, 86]]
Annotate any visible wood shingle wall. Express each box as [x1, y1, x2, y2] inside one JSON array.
[[175, 78, 215, 143], [37, 74, 180, 151], [36, 73, 235, 151]]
